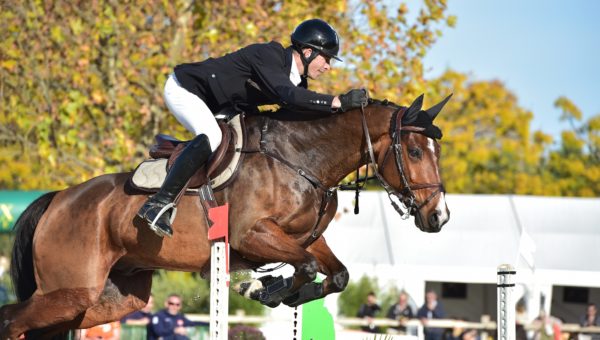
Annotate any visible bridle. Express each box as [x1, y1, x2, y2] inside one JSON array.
[[358, 103, 445, 220]]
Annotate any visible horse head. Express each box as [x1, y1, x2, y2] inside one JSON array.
[[374, 94, 451, 233]]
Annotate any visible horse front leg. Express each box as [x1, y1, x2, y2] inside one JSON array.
[[282, 235, 349, 307], [234, 218, 319, 308]]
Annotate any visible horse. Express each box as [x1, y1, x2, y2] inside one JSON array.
[[0, 94, 450, 339]]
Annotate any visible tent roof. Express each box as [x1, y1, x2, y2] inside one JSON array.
[[323, 192, 600, 286]]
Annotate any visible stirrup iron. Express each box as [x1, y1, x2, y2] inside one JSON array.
[[148, 203, 177, 237]]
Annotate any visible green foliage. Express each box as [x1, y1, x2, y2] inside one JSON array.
[[426, 71, 600, 196], [1, 0, 597, 196], [0, 235, 14, 258], [150, 270, 265, 315], [0, 0, 452, 190], [151, 270, 210, 314], [337, 275, 379, 317], [338, 275, 408, 320]]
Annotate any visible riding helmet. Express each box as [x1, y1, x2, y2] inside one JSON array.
[[291, 19, 342, 61]]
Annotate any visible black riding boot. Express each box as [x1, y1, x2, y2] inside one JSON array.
[[137, 134, 212, 237]]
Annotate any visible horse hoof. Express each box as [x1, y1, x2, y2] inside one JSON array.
[[233, 279, 264, 299]]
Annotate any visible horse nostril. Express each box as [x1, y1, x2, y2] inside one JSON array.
[[429, 210, 442, 230]]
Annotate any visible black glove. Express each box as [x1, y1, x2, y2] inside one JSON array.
[[339, 88, 369, 112]]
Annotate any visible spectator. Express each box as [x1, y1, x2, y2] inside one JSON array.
[[357, 291, 382, 333], [417, 290, 446, 340], [386, 291, 415, 334], [516, 301, 528, 340], [82, 321, 120, 340], [459, 329, 479, 340], [121, 295, 154, 325], [532, 309, 562, 340], [147, 294, 208, 340], [579, 303, 600, 340]]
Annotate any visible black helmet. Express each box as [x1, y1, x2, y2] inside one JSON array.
[[291, 19, 341, 62]]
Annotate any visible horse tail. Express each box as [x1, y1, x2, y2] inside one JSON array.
[[10, 191, 59, 302]]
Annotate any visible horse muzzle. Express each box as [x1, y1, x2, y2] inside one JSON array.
[[413, 195, 450, 233]]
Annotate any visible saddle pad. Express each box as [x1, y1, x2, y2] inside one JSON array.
[[131, 114, 244, 192], [131, 158, 168, 190]]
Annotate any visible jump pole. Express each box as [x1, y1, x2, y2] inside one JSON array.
[[497, 264, 516, 340], [207, 203, 230, 340]]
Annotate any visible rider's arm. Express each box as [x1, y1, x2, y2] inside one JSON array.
[[252, 44, 336, 113]]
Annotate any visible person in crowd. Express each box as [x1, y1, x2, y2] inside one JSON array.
[[357, 291, 382, 333], [386, 291, 415, 334], [120, 294, 154, 325], [532, 309, 562, 340], [579, 303, 600, 340], [459, 329, 479, 340], [136, 18, 368, 239], [147, 294, 208, 340], [516, 301, 528, 340], [417, 290, 446, 340]]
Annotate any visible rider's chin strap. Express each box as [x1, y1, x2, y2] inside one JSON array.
[[295, 46, 319, 79]]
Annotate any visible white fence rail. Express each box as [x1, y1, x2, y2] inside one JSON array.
[[187, 314, 600, 336]]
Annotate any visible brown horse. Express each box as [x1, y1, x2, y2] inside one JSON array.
[[0, 95, 450, 339]]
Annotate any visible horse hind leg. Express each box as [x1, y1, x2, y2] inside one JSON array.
[[76, 270, 154, 329], [0, 270, 154, 339], [234, 218, 320, 307], [0, 287, 99, 339]]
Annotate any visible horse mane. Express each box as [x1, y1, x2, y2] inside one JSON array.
[[253, 98, 441, 139], [255, 98, 401, 122]]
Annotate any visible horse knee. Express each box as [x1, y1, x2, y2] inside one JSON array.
[[299, 259, 319, 281], [330, 268, 349, 292]]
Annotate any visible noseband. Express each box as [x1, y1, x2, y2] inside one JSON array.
[[359, 104, 445, 219]]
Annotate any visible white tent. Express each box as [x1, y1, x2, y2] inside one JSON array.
[[322, 192, 600, 320]]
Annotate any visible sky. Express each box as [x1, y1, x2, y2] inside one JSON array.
[[421, 0, 600, 140]]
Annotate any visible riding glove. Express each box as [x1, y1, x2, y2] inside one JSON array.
[[339, 88, 369, 112]]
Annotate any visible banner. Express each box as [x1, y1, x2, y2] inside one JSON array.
[[0, 191, 47, 233]]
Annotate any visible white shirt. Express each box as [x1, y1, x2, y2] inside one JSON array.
[[289, 55, 302, 86]]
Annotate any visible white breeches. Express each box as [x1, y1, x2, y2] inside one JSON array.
[[163, 73, 222, 152]]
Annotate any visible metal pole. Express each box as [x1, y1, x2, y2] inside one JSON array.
[[497, 264, 516, 340]]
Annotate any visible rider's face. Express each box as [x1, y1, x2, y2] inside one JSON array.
[[304, 50, 332, 80]]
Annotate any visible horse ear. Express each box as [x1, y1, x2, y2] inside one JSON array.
[[425, 93, 452, 121], [404, 94, 424, 123]]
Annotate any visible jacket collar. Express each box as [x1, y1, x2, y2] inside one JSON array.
[[286, 46, 307, 89]]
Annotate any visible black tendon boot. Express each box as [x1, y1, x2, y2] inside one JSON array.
[[137, 134, 212, 237]]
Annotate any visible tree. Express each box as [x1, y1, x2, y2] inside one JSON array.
[[1, 0, 453, 189], [543, 97, 600, 196]]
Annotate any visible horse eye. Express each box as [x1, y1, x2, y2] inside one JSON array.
[[408, 147, 422, 159]]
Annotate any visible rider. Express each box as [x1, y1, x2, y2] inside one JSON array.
[[137, 18, 369, 238]]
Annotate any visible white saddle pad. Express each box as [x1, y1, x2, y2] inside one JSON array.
[[131, 114, 243, 191]]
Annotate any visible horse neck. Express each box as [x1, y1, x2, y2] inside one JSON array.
[[267, 105, 394, 188]]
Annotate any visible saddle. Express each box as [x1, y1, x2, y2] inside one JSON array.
[[130, 113, 245, 193]]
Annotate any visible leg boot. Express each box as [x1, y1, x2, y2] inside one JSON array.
[[137, 134, 212, 237]]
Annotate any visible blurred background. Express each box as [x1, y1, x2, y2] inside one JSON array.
[[1, 0, 599, 339]]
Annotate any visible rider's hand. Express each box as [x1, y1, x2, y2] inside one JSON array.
[[338, 88, 369, 112]]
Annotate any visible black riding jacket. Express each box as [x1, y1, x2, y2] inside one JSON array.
[[174, 41, 335, 113]]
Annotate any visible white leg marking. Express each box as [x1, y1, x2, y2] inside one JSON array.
[[243, 279, 264, 299]]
